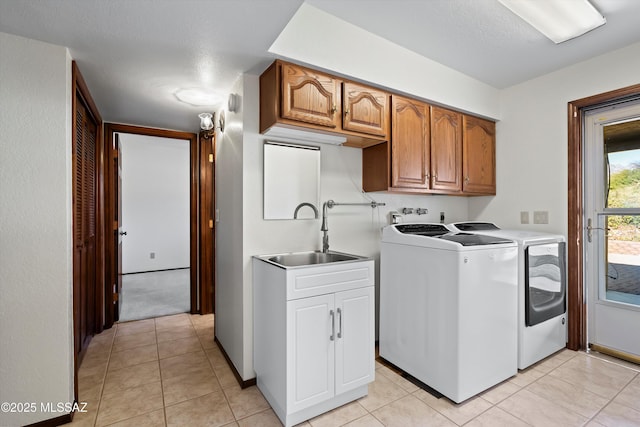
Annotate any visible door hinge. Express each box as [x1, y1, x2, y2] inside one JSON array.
[[113, 220, 118, 231], [574, 111, 578, 118], [209, 219, 214, 229], [209, 154, 213, 163], [113, 292, 118, 302]]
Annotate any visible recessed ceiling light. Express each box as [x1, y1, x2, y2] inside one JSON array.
[[498, 0, 606, 44], [175, 88, 221, 107]]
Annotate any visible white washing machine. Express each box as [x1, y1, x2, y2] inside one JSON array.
[[379, 223, 518, 403], [448, 222, 567, 370]]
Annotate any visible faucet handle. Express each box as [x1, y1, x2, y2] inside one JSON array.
[[416, 208, 428, 215], [402, 207, 414, 215]]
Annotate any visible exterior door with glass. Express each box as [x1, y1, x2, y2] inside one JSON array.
[[584, 101, 640, 361]]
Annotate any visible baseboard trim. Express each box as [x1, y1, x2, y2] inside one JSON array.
[[590, 343, 640, 365], [24, 412, 72, 427], [123, 267, 189, 275], [214, 336, 257, 389]]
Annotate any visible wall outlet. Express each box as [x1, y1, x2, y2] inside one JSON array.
[[533, 211, 549, 224], [150, 252, 155, 259], [520, 211, 529, 224]]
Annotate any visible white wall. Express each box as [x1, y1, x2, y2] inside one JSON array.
[[215, 74, 469, 380], [0, 32, 74, 426], [119, 134, 190, 273], [469, 41, 640, 237], [270, 3, 500, 120], [215, 77, 245, 377]]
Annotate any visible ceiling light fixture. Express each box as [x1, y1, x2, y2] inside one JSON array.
[[498, 0, 606, 44], [176, 88, 220, 107]]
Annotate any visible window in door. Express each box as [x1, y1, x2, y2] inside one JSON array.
[[603, 125, 640, 306]]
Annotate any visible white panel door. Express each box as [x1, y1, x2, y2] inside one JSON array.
[[584, 101, 640, 359], [334, 287, 375, 395], [287, 294, 335, 412]]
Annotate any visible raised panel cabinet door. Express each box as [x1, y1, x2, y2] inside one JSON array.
[[431, 106, 462, 192], [334, 287, 375, 396], [391, 95, 430, 190], [287, 294, 335, 413], [281, 63, 341, 129], [343, 82, 389, 137], [463, 115, 496, 194]]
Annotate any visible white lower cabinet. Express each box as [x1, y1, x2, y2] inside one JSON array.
[[253, 257, 375, 427]]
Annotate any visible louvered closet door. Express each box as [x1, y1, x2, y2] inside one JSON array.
[[73, 99, 97, 358]]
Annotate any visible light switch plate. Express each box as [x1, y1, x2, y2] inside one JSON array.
[[533, 211, 549, 224], [520, 211, 529, 224]]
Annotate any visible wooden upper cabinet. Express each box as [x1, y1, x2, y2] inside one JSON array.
[[431, 106, 462, 192], [391, 95, 430, 190], [281, 62, 341, 129], [463, 115, 496, 195], [260, 60, 390, 148], [342, 82, 389, 137]]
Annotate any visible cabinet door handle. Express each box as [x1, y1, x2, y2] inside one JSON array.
[[344, 108, 350, 116], [329, 310, 335, 341], [337, 308, 342, 339], [331, 105, 337, 115]]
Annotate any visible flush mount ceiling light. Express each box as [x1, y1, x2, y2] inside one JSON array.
[[498, 0, 606, 44], [175, 88, 221, 107]]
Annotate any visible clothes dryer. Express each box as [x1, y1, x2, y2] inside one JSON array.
[[379, 223, 518, 403], [448, 222, 567, 369]]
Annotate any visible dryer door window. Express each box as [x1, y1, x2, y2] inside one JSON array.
[[525, 242, 567, 326]]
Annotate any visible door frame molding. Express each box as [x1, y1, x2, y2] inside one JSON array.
[[103, 123, 199, 328], [567, 83, 640, 350]]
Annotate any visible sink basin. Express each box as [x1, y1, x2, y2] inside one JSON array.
[[266, 251, 365, 267]]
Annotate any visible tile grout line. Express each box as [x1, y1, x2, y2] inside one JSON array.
[[155, 317, 170, 427], [91, 326, 116, 427]]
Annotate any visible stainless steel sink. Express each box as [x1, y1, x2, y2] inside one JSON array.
[[265, 251, 366, 268]]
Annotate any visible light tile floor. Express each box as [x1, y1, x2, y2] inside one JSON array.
[[70, 313, 640, 426]]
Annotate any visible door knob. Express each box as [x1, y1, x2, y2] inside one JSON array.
[[119, 231, 127, 236]]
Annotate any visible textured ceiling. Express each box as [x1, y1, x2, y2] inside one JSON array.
[[1, 0, 640, 132]]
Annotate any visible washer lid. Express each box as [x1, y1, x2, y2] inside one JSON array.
[[450, 222, 500, 231], [436, 233, 514, 246], [395, 223, 450, 236]]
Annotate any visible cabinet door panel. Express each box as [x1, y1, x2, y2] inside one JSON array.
[[391, 96, 430, 189], [335, 287, 375, 395], [281, 63, 341, 129], [463, 116, 496, 194], [343, 82, 389, 137], [431, 106, 462, 192], [287, 294, 335, 412]]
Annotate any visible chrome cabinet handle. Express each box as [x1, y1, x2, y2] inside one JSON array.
[[329, 310, 335, 341], [337, 308, 342, 339]]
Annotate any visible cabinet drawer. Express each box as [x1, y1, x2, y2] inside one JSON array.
[[286, 260, 374, 300]]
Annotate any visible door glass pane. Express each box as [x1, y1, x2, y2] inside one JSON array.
[[604, 120, 640, 209], [605, 215, 640, 306]]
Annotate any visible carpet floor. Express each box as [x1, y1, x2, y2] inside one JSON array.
[[119, 269, 190, 322]]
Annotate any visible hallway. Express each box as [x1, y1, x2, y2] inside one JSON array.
[[71, 314, 640, 426]]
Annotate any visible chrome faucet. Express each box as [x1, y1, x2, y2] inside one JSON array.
[[321, 199, 386, 253], [293, 202, 319, 219]]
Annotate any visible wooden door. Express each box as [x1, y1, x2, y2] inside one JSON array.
[[463, 115, 496, 194], [391, 95, 430, 190], [281, 63, 341, 129], [73, 98, 98, 361], [342, 82, 389, 137], [431, 106, 462, 192], [113, 134, 123, 320]]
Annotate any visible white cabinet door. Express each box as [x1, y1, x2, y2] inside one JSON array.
[[334, 287, 375, 395], [287, 294, 335, 413]]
